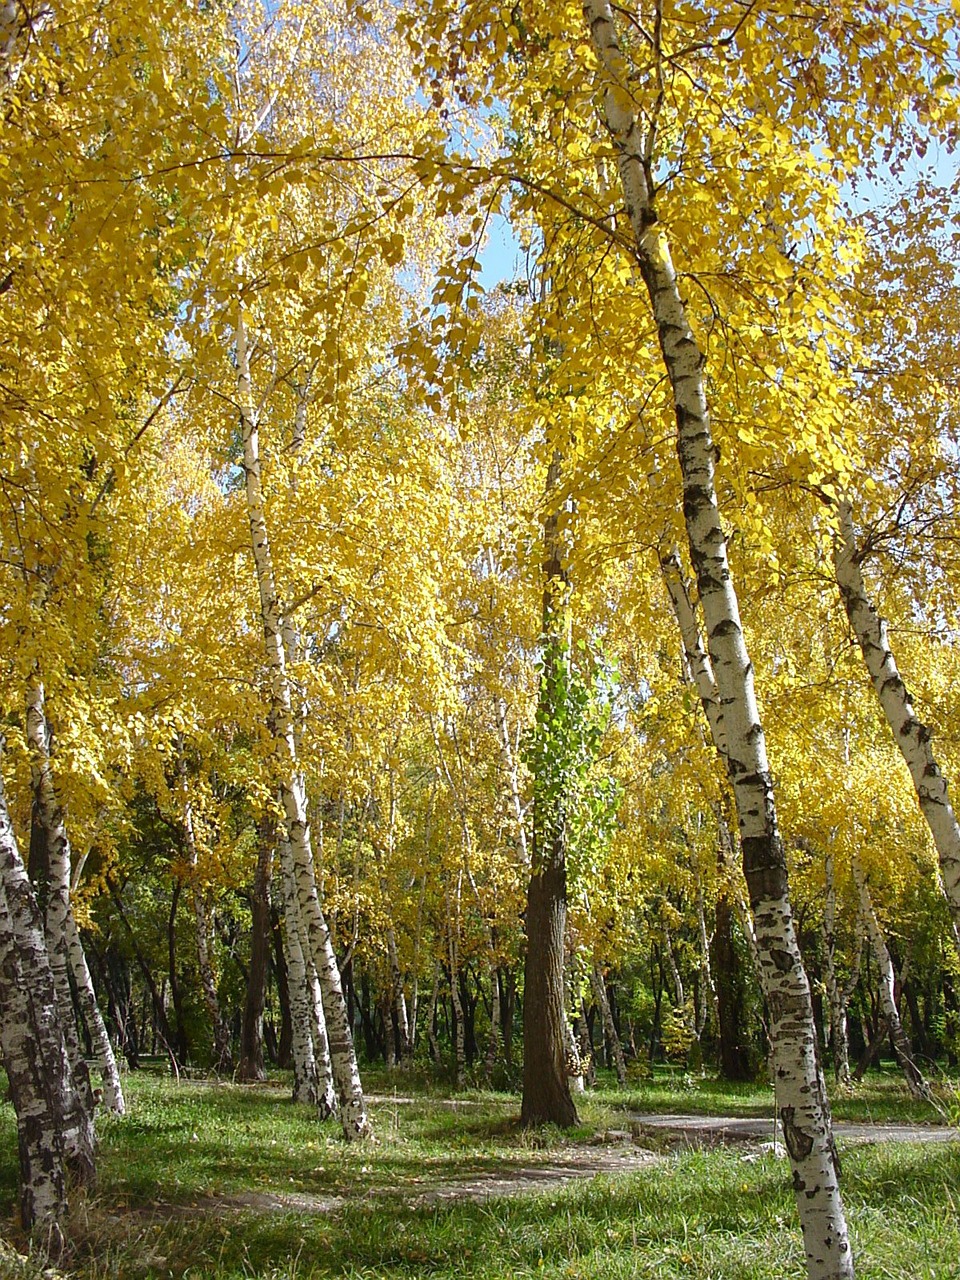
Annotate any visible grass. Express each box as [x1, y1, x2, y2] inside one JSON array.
[[0, 1064, 957, 1279]]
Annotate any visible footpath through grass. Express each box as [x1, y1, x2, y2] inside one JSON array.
[[0, 1066, 957, 1280]]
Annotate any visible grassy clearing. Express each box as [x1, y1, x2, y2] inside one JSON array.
[[0, 1066, 957, 1279]]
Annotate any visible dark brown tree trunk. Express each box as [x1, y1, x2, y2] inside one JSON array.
[[712, 891, 753, 1081], [459, 969, 478, 1066], [522, 862, 578, 1127], [238, 830, 273, 1082], [167, 876, 189, 1065], [521, 452, 578, 1129], [500, 967, 516, 1069], [903, 981, 934, 1063]]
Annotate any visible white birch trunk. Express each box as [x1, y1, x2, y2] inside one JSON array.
[[65, 913, 125, 1114], [381, 782, 411, 1062], [445, 877, 466, 1087], [383, 914, 410, 1063], [659, 552, 763, 977], [0, 880, 69, 1253], [851, 856, 933, 1102], [0, 763, 94, 1250], [835, 500, 960, 945], [408, 872, 427, 1053], [584, 6, 851, 1272], [25, 679, 101, 1115], [659, 548, 729, 758], [305, 952, 337, 1119], [279, 839, 319, 1106], [237, 311, 370, 1139]]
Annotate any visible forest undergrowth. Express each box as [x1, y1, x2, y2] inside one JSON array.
[[0, 1066, 957, 1280]]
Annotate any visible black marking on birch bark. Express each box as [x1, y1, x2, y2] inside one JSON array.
[[737, 771, 771, 792], [781, 1107, 815, 1162], [881, 675, 908, 700], [741, 848, 788, 903], [709, 617, 741, 640], [770, 948, 794, 973]]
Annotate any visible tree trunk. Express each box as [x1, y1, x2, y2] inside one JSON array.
[[178, 747, 232, 1072], [591, 964, 627, 1085], [694, 864, 719, 1042], [522, 452, 579, 1128], [426, 964, 442, 1065], [835, 500, 960, 946], [65, 914, 125, 1112], [851, 857, 934, 1102], [167, 876, 190, 1065], [500, 967, 516, 1069], [305, 953, 336, 1118], [0, 767, 95, 1254], [383, 908, 409, 1065], [484, 962, 502, 1083], [822, 853, 855, 1088], [584, 7, 851, 1271], [446, 884, 466, 1086], [111, 884, 181, 1068], [712, 889, 753, 1081], [578, 997, 596, 1086], [523, 861, 579, 1126], [237, 311, 370, 1140], [238, 826, 273, 1083], [278, 838, 319, 1105], [25, 679, 97, 1115], [565, 953, 585, 1094]]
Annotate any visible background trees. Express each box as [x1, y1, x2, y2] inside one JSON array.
[[3, 0, 960, 1273]]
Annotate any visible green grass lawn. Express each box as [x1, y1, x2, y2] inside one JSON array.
[[0, 1065, 957, 1279]]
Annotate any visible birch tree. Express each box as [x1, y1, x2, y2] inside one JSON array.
[[0, 757, 95, 1254], [237, 313, 371, 1139], [577, 5, 851, 1273], [835, 499, 960, 945]]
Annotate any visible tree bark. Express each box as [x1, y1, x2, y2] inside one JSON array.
[[167, 875, 190, 1065], [0, 764, 95, 1254], [445, 880, 466, 1087], [111, 883, 182, 1068], [851, 857, 933, 1102], [584, 6, 851, 1272], [237, 311, 370, 1139], [591, 963, 627, 1085], [178, 746, 232, 1072], [522, 862, 579, 1126], [521, 452, 579, 1128], [26, 679, 97, 1114], [822, 852, 857, 1088], [65, 914, 125, 1112], [835, 500, 960, 946], [238, 825, 273, 1082], [278, 838, 319, 1105]]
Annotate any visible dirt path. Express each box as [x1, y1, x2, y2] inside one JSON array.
[[628, 1113, 960, 1148], [123, 1114, 957, 1224]]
